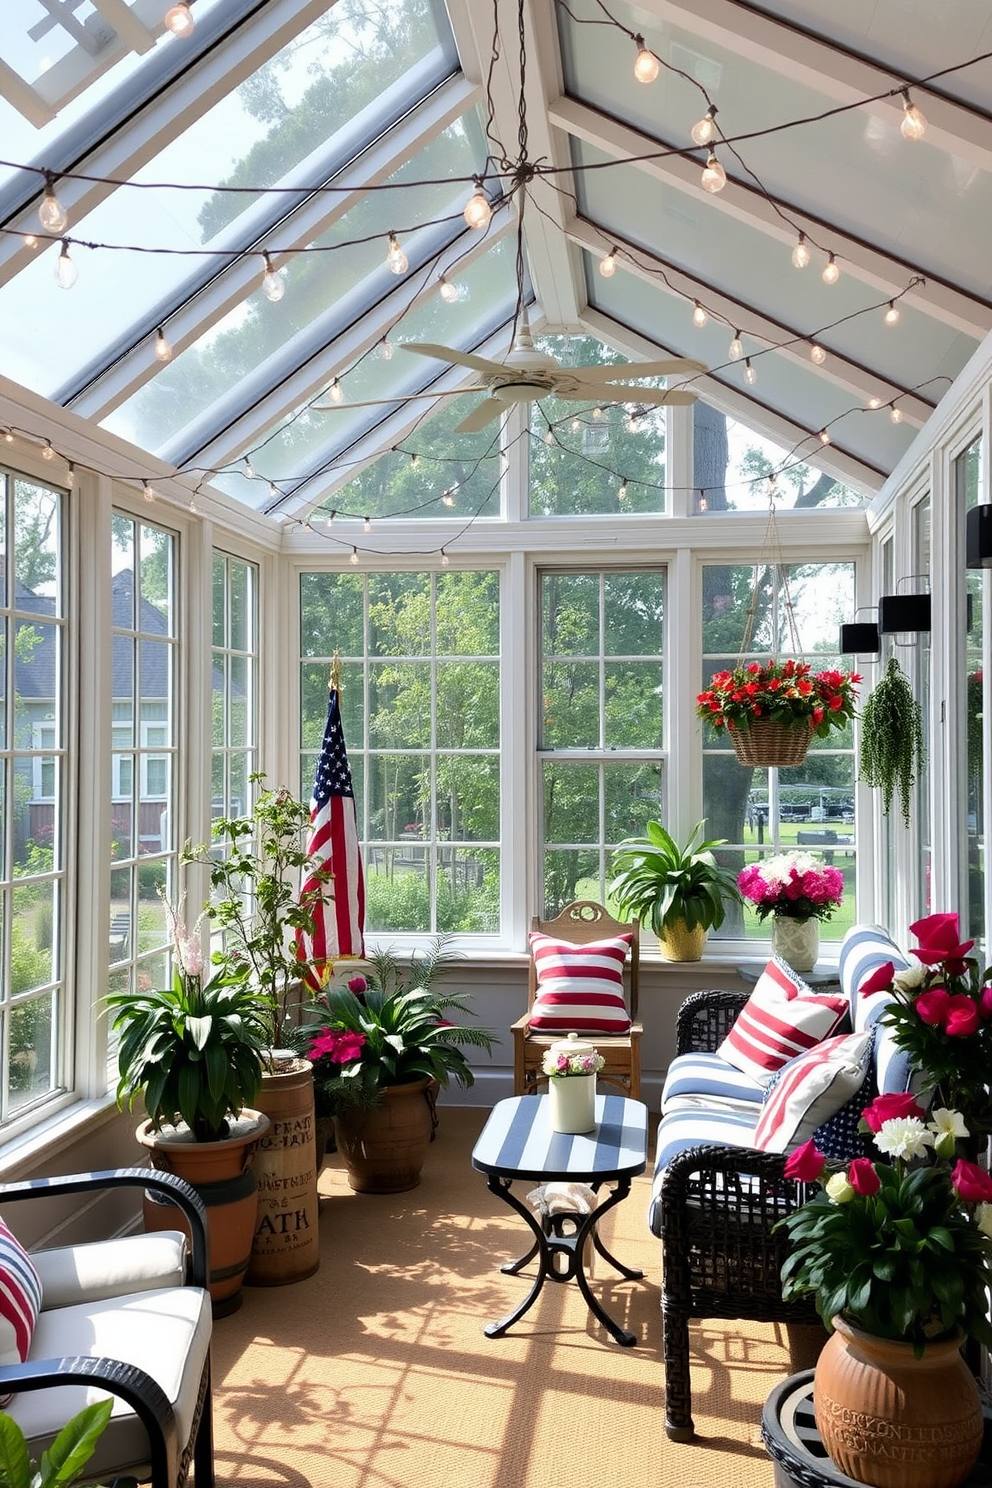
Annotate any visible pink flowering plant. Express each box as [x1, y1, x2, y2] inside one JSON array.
[[863, 912, 992, 1137], [737, 850, 845, 922], [780, 1092, 992, 1354], [541, 1046, 606, 1079]]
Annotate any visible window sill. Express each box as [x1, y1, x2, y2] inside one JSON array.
[[0, 1094, 121, 1181]]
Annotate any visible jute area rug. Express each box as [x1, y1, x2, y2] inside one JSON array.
[[210, 1107, 823, 1488]]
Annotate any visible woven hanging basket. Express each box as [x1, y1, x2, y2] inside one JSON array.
[[729, 717, 812, 768]]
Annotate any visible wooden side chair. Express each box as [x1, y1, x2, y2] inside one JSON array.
[[511, 900, 642, 1098]]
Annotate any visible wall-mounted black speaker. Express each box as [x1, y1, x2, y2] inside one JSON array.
[[966, 505, 992, 569], [878, 593, 931, 634], [839, 622, 880, 653]]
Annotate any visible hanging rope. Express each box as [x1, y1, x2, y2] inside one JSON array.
[[739, 483, 804, 660]]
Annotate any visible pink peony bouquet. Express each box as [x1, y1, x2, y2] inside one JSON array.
[[737, 850, 844, 921]]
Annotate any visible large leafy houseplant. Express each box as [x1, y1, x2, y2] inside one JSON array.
[[608, 820, 741, 937], [858, 654, 926, 829], [0, 1400, 117, 1488], [182, 774, 333, 1053], [108, 893, 267, 1140]]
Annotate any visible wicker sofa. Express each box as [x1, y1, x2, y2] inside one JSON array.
[[649, 924, 916, 1441]]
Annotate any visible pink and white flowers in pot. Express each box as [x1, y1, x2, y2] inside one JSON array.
[[738, 850, 845, 922]]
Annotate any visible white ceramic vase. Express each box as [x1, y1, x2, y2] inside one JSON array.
[[548, 1074, 597, 1134], [771, 914, 820, 973]]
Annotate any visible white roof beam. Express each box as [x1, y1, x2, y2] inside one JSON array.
[[550, 96, 992, 340]]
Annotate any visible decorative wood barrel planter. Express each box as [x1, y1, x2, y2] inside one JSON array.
[[730, 718, 812, 768], [247, 1060, 320, 1286], [138, 1110, 268, 1317], [334, 1078, 435, 1193]]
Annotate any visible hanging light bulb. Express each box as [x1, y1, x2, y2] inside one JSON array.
[[791, 232, 810, 269], [691, 301, 708, 328], [592, 406, 604, 420], [380, 337, 394, 360], [2, 430, 13, 444], [142, 480, 156, 501], [363, 516, 371, 533], [900, 89, 927, 141], [691, 107, 718, 147], [599, 247, 618, 278], [164, 2, 195, 37], [810, 342, 827, 365], [41, 440, 55, 461], [700, 153, 726, 193], [818, 429, 831, 445], [349, 547, 360, 566], [632, 36, 660, 84], [386, 233, 408, 275], [439, 275, 459, 303], [55, 239, 77, 289], [728, 331, 743, 361], [570, 417, 581, 432], [544, 426, 555, 445], [868, 395, 882, 409], [463, 180, 491, 229], [890, 405, 904, 424], [39, 174, 67, 234], [440, 549, 450, 568], [243, 456, 255, 480], [261, 252, 284, 302], [409, 452, 419, 467], [618, 479, 629, 501], [822, 253, 840, 285], [23, 233, 38, 250], [328, 377, 344, 404], [744, 358, 757, 386], [884, 300, 901, 325], [154, 326, 173, 363], [625, 414, 638, 434], [441, 486, 457, 507]]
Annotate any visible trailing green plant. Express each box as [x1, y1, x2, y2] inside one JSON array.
[[182, 774, 333, 1050], [108, 893, 268, 1140], [608, 820, 742, 935], [858, 655, 926, 829], [0, 1399, 116, 1488]]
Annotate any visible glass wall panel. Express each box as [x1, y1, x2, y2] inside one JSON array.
[[211, 553, 258, 824], [961, 438, 986, 949], [692, 402, 866, 511]]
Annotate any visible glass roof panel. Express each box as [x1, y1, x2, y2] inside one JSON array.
[[101, 113, 489, 459], [0, 1, 458, 401], [207, 235, 518, 507]]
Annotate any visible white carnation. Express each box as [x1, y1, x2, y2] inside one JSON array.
[[873, 1117, 934, 1161]]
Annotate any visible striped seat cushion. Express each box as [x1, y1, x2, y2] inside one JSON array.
[[528, 931, 633, 1035], [716, 958, 848, 1085], [753, 1029, 875, 1154], [661, 1051, 767, 1113], [648, 1105, 762, 1235]]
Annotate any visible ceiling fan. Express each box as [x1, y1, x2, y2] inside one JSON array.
[[313, 300, 705, 433]]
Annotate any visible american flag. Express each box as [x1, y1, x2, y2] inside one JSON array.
[[297, 687, 365, 983]]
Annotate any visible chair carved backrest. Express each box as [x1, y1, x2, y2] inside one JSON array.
[[527, 899, 639, 1021]]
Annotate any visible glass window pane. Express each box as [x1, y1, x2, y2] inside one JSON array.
[[436, 664, 499, 749], [369, 663, 431, 749]]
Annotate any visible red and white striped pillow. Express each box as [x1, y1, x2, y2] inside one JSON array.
[[753, 1030, 875, 1153], [717, 958, 847, 1085], [528, 931, 633, 1035], [0, 1215, 42, 1376]]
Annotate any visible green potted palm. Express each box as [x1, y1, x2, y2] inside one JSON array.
[[297, 958, 496, 1193], [608, 819, 742, 961], [107, 893, 270, 1316]]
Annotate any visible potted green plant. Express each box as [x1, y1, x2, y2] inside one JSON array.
[[0, 1400, 116, 1488], [107, 894, 270, 1316], [778, 1096, 992, 1488], [696, 658, 860, 767], [858, 654, 926, 828], [608, 819, 742, 961], [182, 774, 334, 1287], [297, 953, 496, 1192]]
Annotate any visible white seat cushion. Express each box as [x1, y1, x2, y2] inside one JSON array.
[[33, 1232, 187, 1310], [6, 1285, 210, 1481]]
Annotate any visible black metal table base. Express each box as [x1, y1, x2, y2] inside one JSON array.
[[484, 1173, 643, 1346]]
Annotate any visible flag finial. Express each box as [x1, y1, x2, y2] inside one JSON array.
[[330, 650, 340, 693]]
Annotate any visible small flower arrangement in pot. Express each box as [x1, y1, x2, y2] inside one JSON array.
[[542, 1033, 605, 1134], [738, 850, 844, 971], [696, 659, 859, 767], [779, 1095, 992, 1488]]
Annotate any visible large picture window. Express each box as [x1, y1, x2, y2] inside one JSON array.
[[539, 568, 665, 914], [211, 552, 258, 825], [300, 569, 501, 935]]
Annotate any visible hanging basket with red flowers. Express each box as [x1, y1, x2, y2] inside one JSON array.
[[696, 658, 860, 768]]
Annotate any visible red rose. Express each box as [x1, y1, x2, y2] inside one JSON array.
[[945, 994, 980, 1037], [784, 1139, 826, 1181], [910, 911, 975, 975], [860, 961, 894, 997], [848, 1158, 881, 1195], [861, 1092, 927, 1132], [952, 1160, 992, 1203], [915, 987, 951, 1026]]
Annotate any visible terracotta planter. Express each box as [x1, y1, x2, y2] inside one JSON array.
[[334, 1078, 435, 1193], [315, 1114, 337, 1167], [814, 1316, 983, 1488], [248, 1059, 320, 1286], [137, 1110, 268, 1317], [771, 915, 820, 972], [657, 919, 707, 962], [730, 717, 811, 767]]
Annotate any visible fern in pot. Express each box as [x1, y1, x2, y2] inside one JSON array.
[[859, 656, 926, 829]]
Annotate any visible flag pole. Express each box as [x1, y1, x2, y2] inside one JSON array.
[[330, 650, 340, 694]]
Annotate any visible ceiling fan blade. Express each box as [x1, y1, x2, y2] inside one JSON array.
[[401, 342, 507, 376], [570, 383, 698, 405], [313, 387, 485, 411], [570, 357, 708, 382], [454, 399, 505, 433]]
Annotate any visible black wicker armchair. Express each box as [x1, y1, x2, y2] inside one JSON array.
[[0, 1167, 214, 1488], [656, 990, 823, 1442]]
